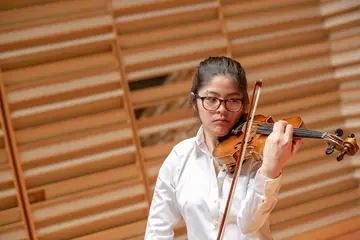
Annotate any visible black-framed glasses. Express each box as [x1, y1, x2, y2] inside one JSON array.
[[192, 93, 243, 112]]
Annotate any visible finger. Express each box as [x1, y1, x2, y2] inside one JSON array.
[[284, 124, 294, 139], [272, 120, 287, 135], [292, 138, 303, 154], [283, 122, 293, 145]]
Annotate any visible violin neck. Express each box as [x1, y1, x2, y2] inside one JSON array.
[[257, 124, 325, 139]]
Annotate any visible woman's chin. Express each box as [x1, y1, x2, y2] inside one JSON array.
[[204, 124, 231, 138], [213, 128, 230, 137]]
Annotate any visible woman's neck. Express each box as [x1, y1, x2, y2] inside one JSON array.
[[203, 130, 217, 155]]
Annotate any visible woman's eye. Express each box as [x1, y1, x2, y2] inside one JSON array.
[[206, 97, 217, 102]]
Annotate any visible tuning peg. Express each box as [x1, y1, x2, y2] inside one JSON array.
[[325, 145, 335, 155], [335, 128, 343, 137], [349, 133, 355, 138], [336, 151, 346, 161]]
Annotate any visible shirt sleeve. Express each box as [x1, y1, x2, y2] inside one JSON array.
[[145, 149, 182, 240], [236, 163, 282, 234]]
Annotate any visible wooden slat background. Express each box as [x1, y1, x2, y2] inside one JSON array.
[[0, 0, 359, 239]]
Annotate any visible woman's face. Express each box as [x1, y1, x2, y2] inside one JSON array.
[[195, 75, 244, 138]]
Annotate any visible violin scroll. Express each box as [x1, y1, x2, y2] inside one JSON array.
[[323, 129, 359, 161]]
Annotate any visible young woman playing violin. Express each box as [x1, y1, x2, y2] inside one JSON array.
[[145, 56, 303, 240]]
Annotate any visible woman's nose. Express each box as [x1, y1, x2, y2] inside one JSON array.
[[217, 102, 227, 114]]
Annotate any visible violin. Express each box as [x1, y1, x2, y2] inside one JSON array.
[[213, 114, 359, 174], [213, 80, 359, 240]]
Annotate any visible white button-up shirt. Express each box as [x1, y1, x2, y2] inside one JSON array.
[[145, 126, 281, 240]]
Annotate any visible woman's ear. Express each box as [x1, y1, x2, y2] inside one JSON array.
[[192, 103, 198, 112], [190, 92, 198, 111]]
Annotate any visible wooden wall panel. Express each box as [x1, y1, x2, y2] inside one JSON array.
[[0, 0, 359, 239], [0, 72, 29, 240], [0, 1, 149, 239]]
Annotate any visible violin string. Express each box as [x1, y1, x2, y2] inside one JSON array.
[[256, 124, 322, 136], [257, 126, 345, 151], [258, 125, 345, 147], [325, 133, 343, 146], [243, 123, 329, 139], [256, 124, 324, 138], [324, 134, 341, 149], [244, 123, 345, 150]]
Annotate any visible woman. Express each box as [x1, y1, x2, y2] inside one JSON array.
[[145, 56, 302, 239]]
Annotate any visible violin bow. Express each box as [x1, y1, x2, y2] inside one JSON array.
[[216, 79, 263, 240]]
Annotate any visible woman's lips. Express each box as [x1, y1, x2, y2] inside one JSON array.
[[214, 119, 229, 124]]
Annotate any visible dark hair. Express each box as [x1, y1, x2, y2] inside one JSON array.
[[189, 56, 249, 109]]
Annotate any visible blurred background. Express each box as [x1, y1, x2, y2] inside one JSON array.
[[0, 0, 359, 239]]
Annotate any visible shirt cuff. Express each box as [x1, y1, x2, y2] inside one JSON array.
[[253, 169, 282, 197]]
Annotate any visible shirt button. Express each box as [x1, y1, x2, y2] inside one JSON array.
[[213, 219, 218, 226]]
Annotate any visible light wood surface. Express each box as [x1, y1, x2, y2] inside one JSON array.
[[0, 0, 359, 239]]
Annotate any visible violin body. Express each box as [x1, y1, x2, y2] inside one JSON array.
[[214, 114, 304, 161], [213, 114, 358, 173]]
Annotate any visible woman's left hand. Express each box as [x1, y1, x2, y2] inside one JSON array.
[[259, 120, 303, 179]]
